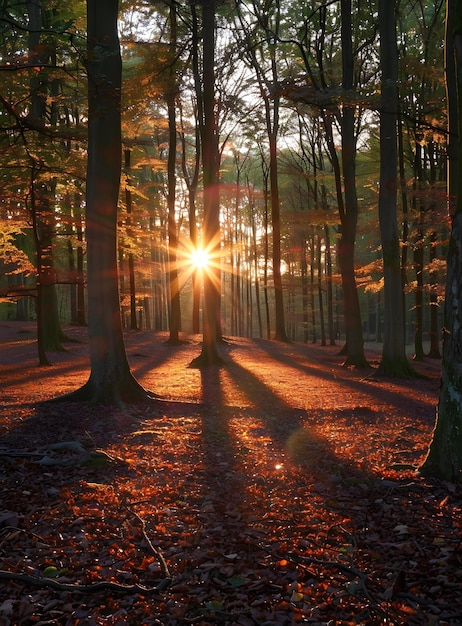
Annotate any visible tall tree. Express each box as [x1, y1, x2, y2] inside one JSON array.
[[421, 0, 462, 482], [336, 0, 368, 366], [376, 0, 415, 376], [234, 0, 288, 342], [66, 0, 150, 403], [191, 0, 224, 365], [165, 0, 182, 345], [276, 0, 370, 362]]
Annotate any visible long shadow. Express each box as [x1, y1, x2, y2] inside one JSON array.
[[252, 339, 438, 416], [222, 353, 371, 481]]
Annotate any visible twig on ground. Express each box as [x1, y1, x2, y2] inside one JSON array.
[[127, 507, 171, 578], [0, 569, 171, 595]]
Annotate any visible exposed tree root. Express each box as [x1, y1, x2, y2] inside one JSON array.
[[189, 352, 225, 368], [42, 375, 160, 406]]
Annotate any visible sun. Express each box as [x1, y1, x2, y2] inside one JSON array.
[[190, 247, 210, 270]]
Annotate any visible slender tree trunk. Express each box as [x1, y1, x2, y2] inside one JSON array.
[[325, 224, 335, 346], [310, 231, 316, 343], [250, 202, 263, 339], [186, 6, 202, 335], [317, 233, 326, 346], [262, 160, 271, 340], [27, 0, 66, 360], [166, 3, 182, 344], [124, 149, 138, 331], [398, 109, 409, 331], [301, 239, 309, 343]]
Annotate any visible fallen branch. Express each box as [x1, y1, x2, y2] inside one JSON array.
[[0, 570, 171, 595]]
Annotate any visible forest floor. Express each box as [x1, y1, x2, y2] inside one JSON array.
[[0, 322, 461, 625]]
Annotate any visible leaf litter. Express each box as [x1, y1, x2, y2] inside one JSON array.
[[0, 323, 461, 624]]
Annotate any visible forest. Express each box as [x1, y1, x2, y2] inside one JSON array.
[[1, 0, 462, 624]]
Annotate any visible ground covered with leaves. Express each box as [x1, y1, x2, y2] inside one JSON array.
[[0, 322, 461, 625]]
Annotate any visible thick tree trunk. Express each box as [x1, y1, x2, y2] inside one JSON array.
[[421, 0, 462, 481], [63, 0, 149, 404], [421, 215, 462, 481], [377, 0, 416, 377], [336, 0, 368, 367], [428, 230, 441, 358], [190, 0, 223, 366]]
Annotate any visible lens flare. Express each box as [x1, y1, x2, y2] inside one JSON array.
[[190, 247, 210, 270]]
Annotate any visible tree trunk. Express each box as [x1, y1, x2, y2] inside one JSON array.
[[27, 0, 66, 360], [261, 158, 271, 340], [166, 3, 182, 345], [324, 225, 336, 346], [63, 0, 149, 404], [421, 0, 462, 481], [377, 0, 416, 377], [124, 149, 138, 331], [421, 215, 462, 481], [428, 229, 441, 358], [335, 0, 367, 366], [190, 0, 223, 366], [317, 233, 326, 346]]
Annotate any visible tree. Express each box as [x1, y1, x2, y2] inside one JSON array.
[[336, 0, 369, 367], [165, 1, 182, 345], [421, 0, 462, 482], [234, 0, 289, 342], [376, 0, 415, 377], [190, 0, 224, 366], [65, 0, 150, 403]]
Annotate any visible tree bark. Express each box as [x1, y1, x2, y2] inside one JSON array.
[[376, 0, 416, 377], [124, 149, 138, 331], [27, 0, 66, 361], [421, 0, 462, 481], [62, 0, 150, 404], [166, 3, 182, 345], [190, 0, 223, 366], [336, 0, 368, 366]]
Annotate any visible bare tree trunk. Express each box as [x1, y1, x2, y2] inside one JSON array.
[[191, 0, 223, 366], [62, 0, 149, 404], [317, 233, 326, 346], [333, 0, 367, 366], [324, 224, 335, 346], [166, 3, 182, 345], [421, 0, 462, 481], [27, 0, 66, 361], [124, 149, 138, 330], [377, 0, 416, 377]]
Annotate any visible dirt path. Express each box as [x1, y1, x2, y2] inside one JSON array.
[[1, 323, 460, 625]]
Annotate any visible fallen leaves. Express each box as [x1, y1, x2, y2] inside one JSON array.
[[0, 326, 461, 624]]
